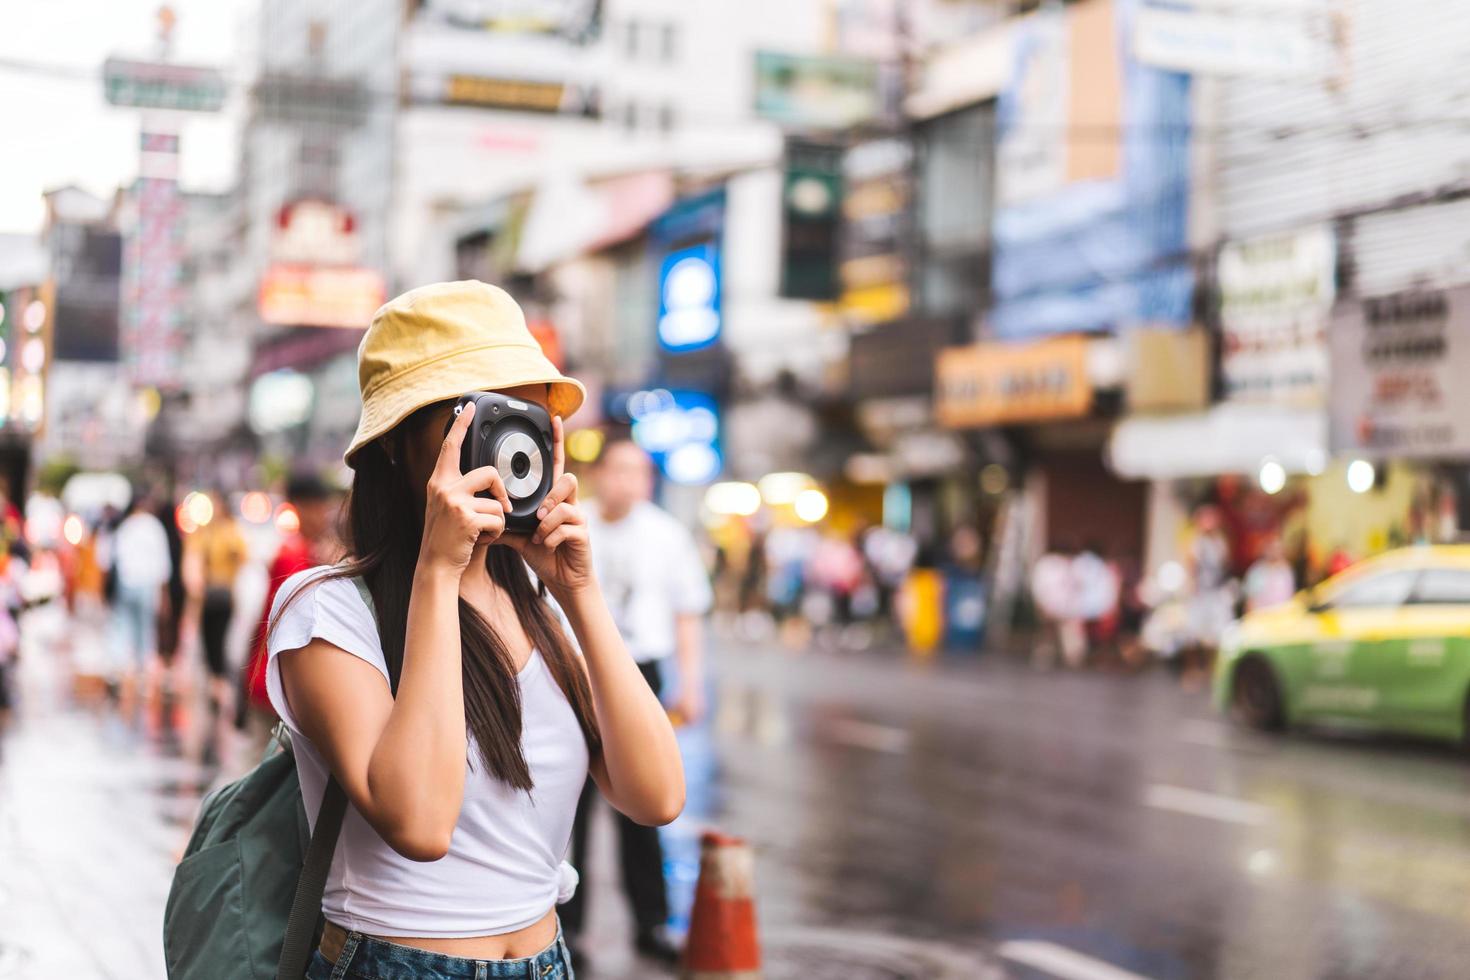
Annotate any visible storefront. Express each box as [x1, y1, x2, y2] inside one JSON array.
[[1110, 225, 1337, 580], [935, 333, 1146, 568], [1324, 284, 1470, 557]]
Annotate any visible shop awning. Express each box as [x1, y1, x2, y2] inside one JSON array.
[[1108, 403, 1327, 480]]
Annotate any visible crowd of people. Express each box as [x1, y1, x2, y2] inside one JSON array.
[[714, 522, 921, 649], [0, 473, 344, 760]]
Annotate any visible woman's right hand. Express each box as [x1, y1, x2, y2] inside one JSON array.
[[418, 401, 514, 575]]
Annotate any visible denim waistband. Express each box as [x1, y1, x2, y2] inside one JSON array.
[[327, 926, 573, 979]]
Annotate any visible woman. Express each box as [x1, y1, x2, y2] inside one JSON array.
[[266, 281, 685, 979], [185, 490, 248, 715]]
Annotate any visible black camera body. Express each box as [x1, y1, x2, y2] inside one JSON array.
[[453, 391, 554, 532]]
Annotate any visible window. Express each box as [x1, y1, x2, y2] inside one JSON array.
[[660, 22, 678, 62], [1325, 570, 1419, 610], [916, 102, 995, 316], [1411, 568, 1470, 605]]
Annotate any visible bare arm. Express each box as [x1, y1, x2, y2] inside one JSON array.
[[507, 416, 685, 826], [566, 585, 685, 826], [278, 402, 513, 861], [672, 612, 704, 723]]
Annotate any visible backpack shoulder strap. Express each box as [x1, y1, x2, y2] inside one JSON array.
[[277, 574, 376, 978]]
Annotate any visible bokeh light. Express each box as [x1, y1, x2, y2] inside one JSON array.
[[793, 488, 829, 523]]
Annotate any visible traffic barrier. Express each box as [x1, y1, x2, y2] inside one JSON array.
[[680, 830, 761, 980]]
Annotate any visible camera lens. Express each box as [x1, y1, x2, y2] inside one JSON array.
[[511, 451, 531, 479]]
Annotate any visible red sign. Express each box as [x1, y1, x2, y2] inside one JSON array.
[[258, 265, 386, 329], [271, 199, 362, 266]]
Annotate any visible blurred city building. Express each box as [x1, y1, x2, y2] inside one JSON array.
[[11, 0, 1470, 651]]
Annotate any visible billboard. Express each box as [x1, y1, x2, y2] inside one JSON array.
[[1218, 226, 1335, 406], [780, 139, 842, 301], [103, 57, 226, 113], [418, 0, 603, 43], [1329, 287, 1470, 459], [52, 227, 122, 362], [754, 51, 882, 131], [121, 131, 185, 387], [990, 0, 1193, 338], [935, 336, 1093, 429], [258, 266, 386, 330], [259, 200, 386, 330], [0, 283, 52, 433], [839, 137, 911, 325], [405, 71, 599, 116], [1133, 0, 1338, 80]]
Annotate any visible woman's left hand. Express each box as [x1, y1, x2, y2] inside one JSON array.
[[503, 416, 594, 598]]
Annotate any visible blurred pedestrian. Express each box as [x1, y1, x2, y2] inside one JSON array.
[[185, 491, 248, 718], [1325, 543, 1355, 579], [765, 523, 817, 645], [0, 539, 24, 726], [96, 503, 121, 606], [154, 489, 187, 672], [237, 472, 340, 753], [863, 525, 917, 635], [1244, 537, 1296, 612], [1031, 546, 1082, 668], [110, 491, 173, 707], [738, 528, 768, 614], [561, 438, 712, 965], [1075, 541, 1121, 660], [1183, 505, 1234, 688]]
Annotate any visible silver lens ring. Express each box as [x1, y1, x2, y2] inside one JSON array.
[[495, 430, 544, 501]]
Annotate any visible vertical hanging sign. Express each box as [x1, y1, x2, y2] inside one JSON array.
[[122, 129, 185, 389]]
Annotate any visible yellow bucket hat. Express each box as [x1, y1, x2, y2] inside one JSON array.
[[345, 280, 585, 467]]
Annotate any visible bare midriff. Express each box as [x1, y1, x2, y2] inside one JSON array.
[[347, 906, 559, 960]]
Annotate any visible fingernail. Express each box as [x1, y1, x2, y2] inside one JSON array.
[[532, 536, 542, 545], [537, 508, 547, 519]]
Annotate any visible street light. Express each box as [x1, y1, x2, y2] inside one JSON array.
[[1258, 459, 1286, 495], [705, 481, 761, 517], [794, 488, 829, 523], [1347, 459, 1376, 494], [758, 471, 814, 505]]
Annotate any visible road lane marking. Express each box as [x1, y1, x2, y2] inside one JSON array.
[[1144, 783, 1270, 826], [997, 941, 1154, 980], [1176, 719, 1233, 748], [824, 718, 909, 754]]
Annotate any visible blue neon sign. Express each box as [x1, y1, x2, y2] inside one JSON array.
[[657, 243, 721, 353], [628, 387, 723, 485]]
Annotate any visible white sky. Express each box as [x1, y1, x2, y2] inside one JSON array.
[[0, 0, 255, 234]]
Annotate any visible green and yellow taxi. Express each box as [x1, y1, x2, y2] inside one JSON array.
[[1215, 545, 1470, 742]]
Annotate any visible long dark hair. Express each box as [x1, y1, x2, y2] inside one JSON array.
[[272, 402, 601, 791]]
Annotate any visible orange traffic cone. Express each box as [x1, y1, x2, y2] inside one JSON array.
[[680, 831, 762, 980]]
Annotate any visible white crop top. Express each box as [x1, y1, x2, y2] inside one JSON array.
[[265, 567, 591, 938]]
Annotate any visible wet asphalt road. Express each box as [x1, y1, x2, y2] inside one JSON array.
[[5, 604, 1470, 979], [710, 638, 1470, 979]]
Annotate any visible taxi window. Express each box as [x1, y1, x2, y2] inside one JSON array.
[[1325, 569, 1419, 609], [1411, 568, 1470, 605]]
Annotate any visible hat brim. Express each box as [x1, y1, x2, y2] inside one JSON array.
[[345, 344, 586, 467]]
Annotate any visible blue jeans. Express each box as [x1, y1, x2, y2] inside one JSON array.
[[306, 927, 575, 980], [111, 582, 159, 669]]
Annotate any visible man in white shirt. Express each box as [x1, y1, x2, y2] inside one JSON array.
[[561, 439, 711, 963], [110, 492, 173, 691]]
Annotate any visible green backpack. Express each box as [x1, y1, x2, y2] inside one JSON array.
[[163, 577, 371, 979]]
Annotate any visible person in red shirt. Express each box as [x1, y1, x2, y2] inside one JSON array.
[[238, 473, 341, 751]]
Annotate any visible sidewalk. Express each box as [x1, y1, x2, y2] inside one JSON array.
[[0, 605, 700, 980], [0, 606, 1008, 979]]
